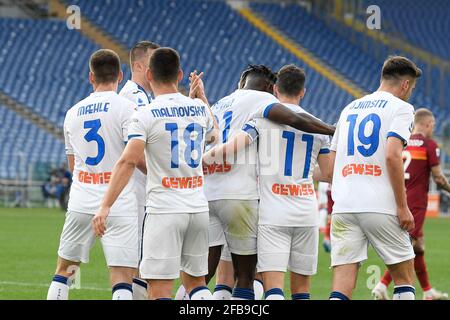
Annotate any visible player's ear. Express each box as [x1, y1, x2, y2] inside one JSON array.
[[146, 68, 153, 83], [178, 69, 184, 82], [89, 71, 95, 86], [300, 88, 306, 99], [118, 70, 124, 84], [273, 85, 280, 98]]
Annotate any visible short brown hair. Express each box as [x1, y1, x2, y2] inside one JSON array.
[[381, 56, 422, 81], [276, 64, 306, 97], [89, 49, 121, 84], [130, 41, 160, 65], [414, 108, 434, 124], [149, 47, 181, 84]]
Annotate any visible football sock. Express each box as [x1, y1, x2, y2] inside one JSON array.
[[329, 291, 350, 300], [174, 284, 187, 300], [393, 285, 415, 300], [292, 292, 311, 300], [253, 279, 264, 300], [213, 284, 233, 300], [380, 270, 393, 287], [231, 288, 255, 300], [265, 288, 285, 300], [132, 278, 148, 300], [112, 283, 133, 300], [47, 275, 69, 300], [414, 252, 432, 291], [190, 286, 213, 300]]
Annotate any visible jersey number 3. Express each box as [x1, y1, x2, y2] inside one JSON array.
[[84, 119, 105, 166]]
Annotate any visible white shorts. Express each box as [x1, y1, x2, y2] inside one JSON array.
[[257, 225, 319, 275], [220, 244, 232, 262], [140, 212, 209, 280], [331, 213, 415, 267], [58, 211, 138, 268], [208, 199, 259, 255]]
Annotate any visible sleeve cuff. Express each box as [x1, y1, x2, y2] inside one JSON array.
[[242, 123, 259, 142], [128, 134, 145, 141], [387, 131, 407, 146], [263, 103, 277, 118], [319, 148, 331, 154]]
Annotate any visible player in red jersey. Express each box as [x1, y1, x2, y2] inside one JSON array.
[[372, 108, 450, 300]]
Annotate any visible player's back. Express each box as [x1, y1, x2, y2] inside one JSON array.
[[404, 133, 440, 209], [247, 104, 330, 226], [204, 89, 279, 201], [64, 91, 137, 215], [119, 80, 151, 107], [129, 93, 214, 214], [331, 91, 414, 215]]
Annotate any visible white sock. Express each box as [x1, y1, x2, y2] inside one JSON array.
[[112, 283, 133, 300], [393, 285, 415, 300], [175, 285, 186, 300], [190, 286, 213, 300], [213, 285, 233, 300], [265, 288, 285, 300], [132, 278, 148, 300], [253, 280, 264, 300], [47, 275, 69, 300]]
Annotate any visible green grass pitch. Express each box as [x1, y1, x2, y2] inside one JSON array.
[[0, 208, 448, 300]]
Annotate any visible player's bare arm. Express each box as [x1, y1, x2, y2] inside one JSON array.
[[93, 139, 146, 236], [203, 131, 251, 165], [313, 153, 333, 183], [266, 103, 335, 136], [67, 155, 75, 173], [386, 137, 415, 231], [431, 165, 450, 193]]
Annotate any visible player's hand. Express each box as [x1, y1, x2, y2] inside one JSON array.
[[92, 207, 109, 237], [189, 70, 205, 100], [397, 206, 415, 231]]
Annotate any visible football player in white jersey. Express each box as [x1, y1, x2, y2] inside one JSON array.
[[47, 49, 141, 300], [93, 48, 217, 300], [203, 65, 335, 300], [119, 40, 160, 300], [327, 56, 422, 300], [205, 65, 332, 300]]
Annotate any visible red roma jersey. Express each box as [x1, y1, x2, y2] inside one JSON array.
[[404, 133, 440, 209]]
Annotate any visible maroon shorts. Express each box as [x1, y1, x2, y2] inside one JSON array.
[[410, 207, 427, 239]]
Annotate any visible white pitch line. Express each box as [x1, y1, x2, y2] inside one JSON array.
[[0, 281, 110, 291]]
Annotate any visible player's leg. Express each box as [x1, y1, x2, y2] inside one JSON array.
[[206, 200, 227, 285], [412, 236, 448, 300], [132, 207, 148, 300], [329, 214, 367, 300], [180, 212, 212, 300], [101, 215, 139, 300], [361, 213, 416, 300], [253, 272, 264, 300], [290, 273, 311, 300], [213, 246, 235, 300], [140, 213, 187, 300], [222, 200, 259, 300], [257, 225, 290, 300], [48, 211, 95, 300], [289, 226, 319, 300]]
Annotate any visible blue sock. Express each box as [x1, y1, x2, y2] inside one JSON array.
[[265, 288, 284, 300], [292, 292, 310, 300], [393, 285, 415, 300], [214, 284, 232, 294], [232, 287, 255, 300], [52, 275, 69, 285], [329, 291, 350, 300], [132, 278, 147, 289]]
